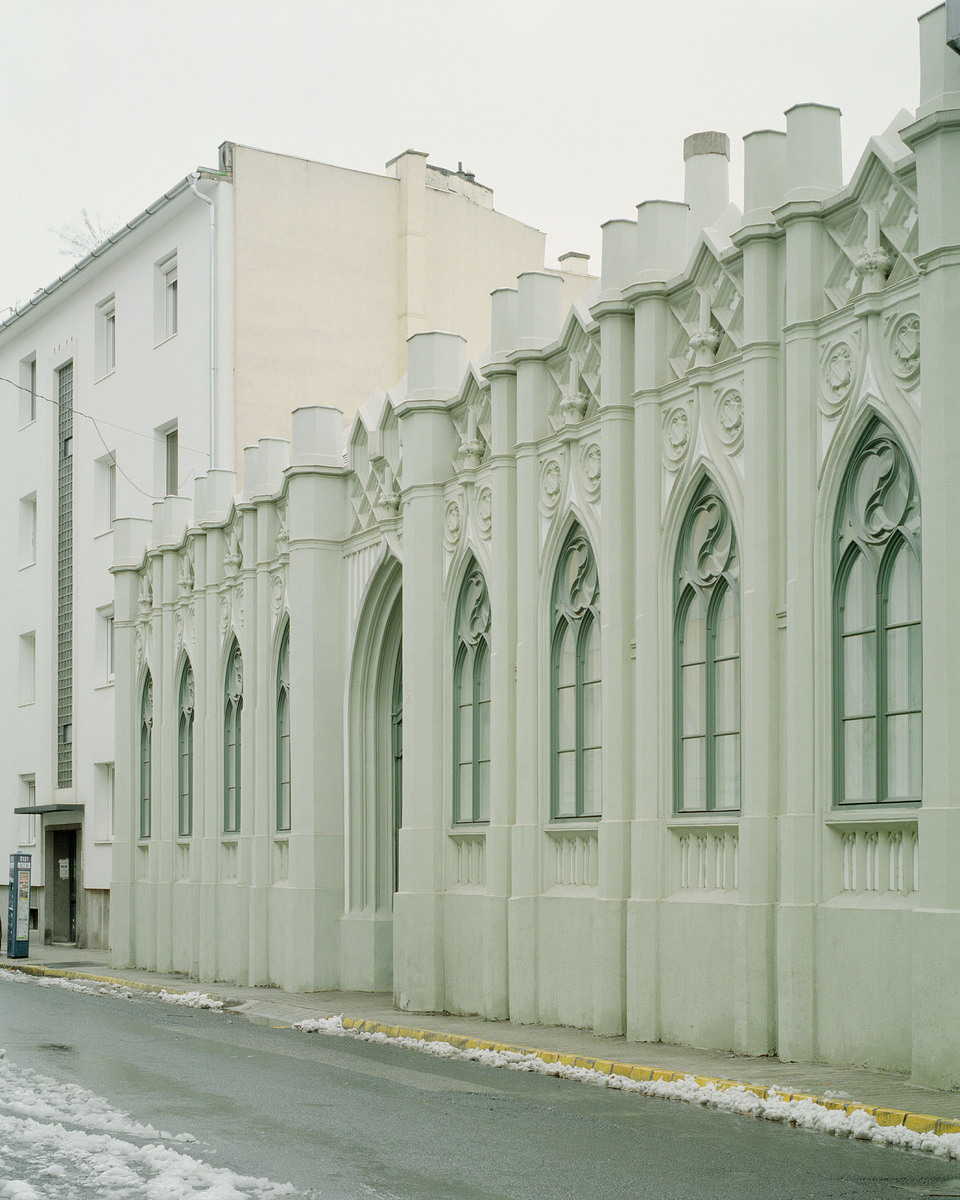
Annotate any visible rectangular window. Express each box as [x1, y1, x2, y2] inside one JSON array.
[[165, 425, 178, 496], [19, 632, 36, 706], [19, 494, 37, 566], [94, 762, 115, 841], [19, 355, 37, 426], [18, 776, 37, 846], [155, 253, 178, 343], [96, 295, 116, 378], [96, 605, 115, 684], [95, 453, 117, 532]]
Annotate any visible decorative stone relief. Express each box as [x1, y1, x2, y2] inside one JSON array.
[[820, 339, 858, 415], [558, 357, 588, 426], [236, 582, 244, 628], [178, 545, 194, 596], [275, 503, 290, 559], [443, 498, 463, 552], [889, 313, 920, 382], [455, 402, 486, 470], [134, 626, 143, 669], [580, 442, 601, 501], [476, 487, 493, 539], [138, 572, 153, 614], [224, 524, 243, 577], [271, 572, 285, 619], [662, 405, 691, 467], [539, 459, 563, 514], [218, 594, 230, 638], [715, 388, 744, 453], [174, 609, 184, 655]]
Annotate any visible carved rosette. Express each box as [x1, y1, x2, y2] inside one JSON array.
[[820, 340, 857, 415], [539, 459, 563, 515], [476, 487, 493, 539], [715, 388, 744, 453], [889, 313, 920, 382], [443, 497, 463, 552], [580, 442, 601, 501], [662, 405, 691, 468]]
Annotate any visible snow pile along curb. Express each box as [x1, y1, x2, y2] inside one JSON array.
[[292, 1014, 960, 1160]]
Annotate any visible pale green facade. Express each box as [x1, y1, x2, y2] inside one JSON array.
[[111, 6, 960, 1088]]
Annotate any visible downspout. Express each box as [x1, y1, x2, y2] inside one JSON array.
[[188, 173, 218, 469]]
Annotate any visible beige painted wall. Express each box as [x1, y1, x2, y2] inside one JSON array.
[[231, 144, 590, 465]]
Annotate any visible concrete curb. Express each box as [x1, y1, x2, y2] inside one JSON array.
[[8, 962, 960, 1136]]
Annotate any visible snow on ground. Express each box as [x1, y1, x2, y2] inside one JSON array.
[[0, 968, 223, 1010], [0, 1051, 305, 1199], [294, 1015, 960, 1163]]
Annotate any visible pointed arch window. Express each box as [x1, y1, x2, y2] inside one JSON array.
[[551, 527, 601, 819], [453, 563, 491, 824], [674, 485, 740, 813], [834, 423, 921, 804], [139, 674, 153, 839], [276, 625, 291, 831], [224, 642, 243, 833], [178, 661, 195, 837]]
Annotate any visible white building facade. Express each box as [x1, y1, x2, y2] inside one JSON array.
[[111, 6, 960, 1088], [0, 145, 581, 947]]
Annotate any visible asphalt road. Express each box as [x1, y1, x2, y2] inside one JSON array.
[[1, 974, 959, 1200]]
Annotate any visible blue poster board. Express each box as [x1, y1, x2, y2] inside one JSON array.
[[6, 853, 31, 958]]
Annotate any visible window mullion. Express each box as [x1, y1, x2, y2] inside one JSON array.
[[472, 644, 481, 823], [876, 570, 887, 803], [575, 619, 585, 817]]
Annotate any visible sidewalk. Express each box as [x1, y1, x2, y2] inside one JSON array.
[[4, 943, 959, 1133]]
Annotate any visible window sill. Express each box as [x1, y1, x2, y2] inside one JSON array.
[[825, 805, 920, 827], [95, 368, 116, 384], [18, 561, 36, 572], [94, 681, 116, 692], [92, 838, 115, 847], [154, 332, 178, 349], [18, 700, 36, 709], [93, 528, 115, 541], [666, 812, 740, 829], [19, 419, 37, 432]]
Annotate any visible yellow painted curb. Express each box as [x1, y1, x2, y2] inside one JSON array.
[[336, 1014, 958, 1137], [1, 962, 223, 1000]]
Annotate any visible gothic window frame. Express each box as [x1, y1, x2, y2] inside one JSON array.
[[276, 623, 291, 832], [223, 641, 243, 834], [391, 640, 403, 893], [550, 526, 601, 820], [177, 660, 195, 838], [833, 421, 921, 806], [452, 561, 492, 825], [139, 673, 153, 840], [673, 483, 741, 814]]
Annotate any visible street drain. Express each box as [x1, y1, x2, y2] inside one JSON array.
[[38, 1043, 74, 1053]]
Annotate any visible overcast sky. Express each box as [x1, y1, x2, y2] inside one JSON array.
[[2, 0, 924, 311]]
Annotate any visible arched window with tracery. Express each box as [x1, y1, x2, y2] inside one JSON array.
[[674, 484, 740, 813], [224, 642, 243, 833], [178, 661, 195, 837], [276, 625, 291, 831], [834, 422, 921, 805], [453, 562, 491, 824], [139, 673, 153, 839], [551, 527, 601, 819]]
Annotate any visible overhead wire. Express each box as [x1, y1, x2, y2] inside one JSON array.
[[0, 373, 211, 502]]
